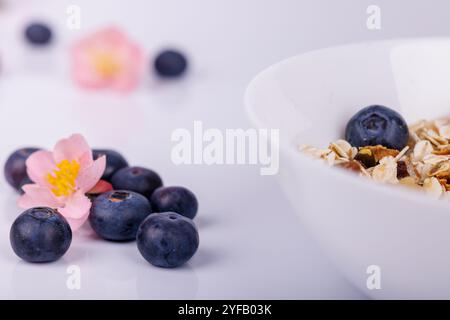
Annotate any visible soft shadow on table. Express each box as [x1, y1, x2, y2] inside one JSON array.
[[62, 242, 90, 263], [136, 258, 199, 299], [195, 215, 216, 229], [11, 259, 71, 299], [187, 246, 222, 269]]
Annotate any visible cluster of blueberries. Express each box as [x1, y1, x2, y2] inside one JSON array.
[[5, 148, 199, 268], [25, 22, 188, 78]]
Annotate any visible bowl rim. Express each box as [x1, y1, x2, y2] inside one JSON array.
[[244, 37, 450, 213]]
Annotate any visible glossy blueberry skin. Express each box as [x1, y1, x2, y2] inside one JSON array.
[[151, 186, 198, 219], [93, 149, 129, 182], [89, 190, 152, 241], [137, 212, 199, 268], [111, 166, 163, 199], [24, 23, 52, 46], [154, 50, 188, 77], [4, 147, 40, 192], [345, 105, 409, 150], [10, 207, 72, 263]]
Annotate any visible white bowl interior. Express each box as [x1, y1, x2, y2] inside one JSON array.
[[246, 39, 450, 147]]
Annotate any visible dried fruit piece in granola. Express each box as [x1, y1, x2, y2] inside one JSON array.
[[354, 147, 376, 168], [354, 145, 399, 168], [397, 160, 409, 179]]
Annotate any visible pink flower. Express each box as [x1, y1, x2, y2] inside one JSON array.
[[18, 134, 112, 231], [71, 26, 144, 92]]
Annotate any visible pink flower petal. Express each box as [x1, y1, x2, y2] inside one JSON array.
[[79, 150, 95, 168], [88, 180, 113, 194], [111, 68, 141, 92], [71, 26, 143, 92], [73, 70, 109, 89], [58, 190, 91, 221], [91, 26, 128, 47], [53, 134, 93, 166], [17, 184, 62, 209], [26, 150, 55, 187], [65, 215, 90, 232], [111, 44, 143, 92], [72, 50, 110, 89], [76, 155, 106, 193]]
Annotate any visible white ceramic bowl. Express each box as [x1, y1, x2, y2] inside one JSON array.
[[245, 39, 450, 299]]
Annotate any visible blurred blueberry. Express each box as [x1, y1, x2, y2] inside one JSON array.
[[93, 149, 128, 182], [154, 50, 188, 77], [10, 207, 72, 263], [89, 190, 152, 241], [345, 105, 409, 150], [24, 22, 53, 46], [151, 186, 198, 219], [137, 212, 199, 268], [4, 147, 39, 192], [111, 166, 163, 199]]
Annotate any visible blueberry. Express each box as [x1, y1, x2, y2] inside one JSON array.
[[10, 207, 72, 263], [151, 186, 198, 219], [136, 212, 199, 268], [4, 147, 39, 192], [111, 166, 163, 199], [154, 50, 188, 77], [93, 149, 128, 182], [89, 190, 152, 241], [24, 22, 53, 46], [345, 105, 409, 150]]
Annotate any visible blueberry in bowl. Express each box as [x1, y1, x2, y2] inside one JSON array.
[[89, 190, 152, 241], [10, 207, 72, 263], [93, 149, 128, 182], [151, 186, 198, 219], [111, 166, 163, 199], [136, 212, 199, 268], [345, 105, 409, 151], [4, 147, 40, 192]]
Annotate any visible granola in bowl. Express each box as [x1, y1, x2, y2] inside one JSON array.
[[299, 106, 450, 200]]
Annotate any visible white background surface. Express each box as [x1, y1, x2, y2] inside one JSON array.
[[0, 0, 447, 299]]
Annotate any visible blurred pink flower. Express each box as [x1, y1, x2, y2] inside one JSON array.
[[18, 134, 112, 231], [71, 27, 144, 92]]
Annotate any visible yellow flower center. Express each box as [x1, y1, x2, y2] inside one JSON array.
[[92, 52, 121, 78], [46, 160, 81, 197]]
